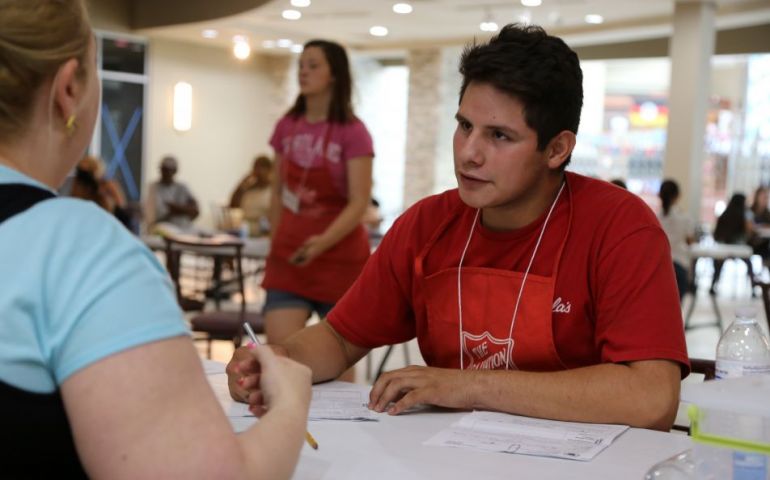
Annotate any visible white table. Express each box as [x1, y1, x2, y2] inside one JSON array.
[[689, 242, 753, 261], [754, 226, 770, 239], [686, 242, 755, 330], [204, 364, 692, 480]]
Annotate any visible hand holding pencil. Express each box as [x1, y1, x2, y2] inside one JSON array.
[[240, 323, 318, 450]]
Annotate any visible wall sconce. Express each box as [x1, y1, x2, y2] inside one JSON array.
[[173, 81, 192, 132]]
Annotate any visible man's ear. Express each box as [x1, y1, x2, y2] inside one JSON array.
[[52, 58, 81, 126], [545, 130, 576, 170]]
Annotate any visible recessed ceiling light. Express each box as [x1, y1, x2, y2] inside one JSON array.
[[369, 25, 389, 37], [233, 41, 251, 60], [277, 38, 293, 48], [480, 21, 498, 32], [282, 9, 302, 20], [201, 29, 218, 39], [262, 40, 276, 49], [290, 44, 304, 53], [393, 3, 413, 14], [584, 14, 604, 24], [291, 0, 311, 7], [521, 0, 541, 6]]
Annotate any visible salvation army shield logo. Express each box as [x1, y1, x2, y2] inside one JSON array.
[[461, 331, 517, 370]]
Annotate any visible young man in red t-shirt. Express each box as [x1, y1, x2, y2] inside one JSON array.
[[227, 24, 689, 430]]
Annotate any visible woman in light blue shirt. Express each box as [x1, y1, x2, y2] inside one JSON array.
[[0, 1, 311, 477]]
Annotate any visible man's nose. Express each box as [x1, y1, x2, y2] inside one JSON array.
[[457, 132, 484, 167]]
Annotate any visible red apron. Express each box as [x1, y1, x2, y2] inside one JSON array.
[[415, 182, 572, 371], [262, 123, 370, 304]]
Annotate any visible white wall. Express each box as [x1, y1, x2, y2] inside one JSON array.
[[145, 39, 281, 228], [353, 56, 408, 228]]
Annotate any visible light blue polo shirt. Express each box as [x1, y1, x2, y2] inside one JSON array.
[[0, 165, 190, 393]]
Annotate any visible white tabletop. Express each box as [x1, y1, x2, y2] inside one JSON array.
[[205, 367, 692, 480], [755, 226, 770, 239], [689, 242, 753, 260]]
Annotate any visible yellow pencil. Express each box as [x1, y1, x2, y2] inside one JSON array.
[[305, 431, 319, 450], [243, 322, 319, 450]]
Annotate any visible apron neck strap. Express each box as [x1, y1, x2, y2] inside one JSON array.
[[457, 180, 566, 370]]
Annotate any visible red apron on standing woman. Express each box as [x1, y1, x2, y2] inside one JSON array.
[[415, 180, 572, 372], [262, 122, 370, 304]]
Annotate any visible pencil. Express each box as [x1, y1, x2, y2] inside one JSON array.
[[243, 322, 319, 450]]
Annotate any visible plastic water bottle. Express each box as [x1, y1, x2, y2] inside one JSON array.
[[644, 449, 695, 479], [715, 308, 770, 379], [711, 307, 770, 480]]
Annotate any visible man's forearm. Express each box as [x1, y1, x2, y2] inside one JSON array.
[[466, 360, 680, 431], [281, 322, 369, 383]]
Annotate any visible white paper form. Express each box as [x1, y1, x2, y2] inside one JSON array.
[[216, 379, 380, 421], [201, 359, 226, 376], [309, 382, 380, 421], [424, 411, 628, 461]]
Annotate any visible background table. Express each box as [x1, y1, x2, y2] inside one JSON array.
[[686, 242, 755, 330], [204, 362, 692, 480], [143, 233, 269, 259]]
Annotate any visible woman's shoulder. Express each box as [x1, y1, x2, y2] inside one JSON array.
[[275, 114, 298, 131], [32, 198, 139, 248]]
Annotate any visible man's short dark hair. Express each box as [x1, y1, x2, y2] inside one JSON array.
[[459, 24, 583, 166]]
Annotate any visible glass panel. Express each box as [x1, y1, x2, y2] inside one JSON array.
[[101, 37, 145, 74], [100, 79, 144, 203]]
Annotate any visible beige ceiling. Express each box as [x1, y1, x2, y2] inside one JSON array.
[[141, 0, 770, 54]]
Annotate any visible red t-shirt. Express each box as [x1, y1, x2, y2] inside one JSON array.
[[328, 173, 690, 375]]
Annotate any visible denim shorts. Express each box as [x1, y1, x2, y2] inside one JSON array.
[[263, 289, 335, 318]]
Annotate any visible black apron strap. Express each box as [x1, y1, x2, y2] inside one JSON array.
[[0, 183, 86, 476], [0, 183, 56, 225]]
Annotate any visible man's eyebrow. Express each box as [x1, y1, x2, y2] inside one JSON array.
[[455, 112, 520, 136]]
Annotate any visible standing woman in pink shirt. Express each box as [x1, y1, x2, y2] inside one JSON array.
[[261, 40, 374, 349]]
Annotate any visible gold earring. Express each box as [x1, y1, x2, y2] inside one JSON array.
[[66, 115, 77, 136]]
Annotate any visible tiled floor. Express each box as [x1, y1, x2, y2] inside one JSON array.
[[198, 256, 770, 387]]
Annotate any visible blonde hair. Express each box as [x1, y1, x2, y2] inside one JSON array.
[[0, 0, 91, 141]]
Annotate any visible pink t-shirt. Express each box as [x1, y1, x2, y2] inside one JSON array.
[[269, 115, 374, 196]]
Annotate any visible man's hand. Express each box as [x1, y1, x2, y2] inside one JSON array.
[[368, 365, 475, 415]]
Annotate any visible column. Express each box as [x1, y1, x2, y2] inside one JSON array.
[[403, 48, 442, 209], [663, 0, 717, 220], [262, 54, 297, 122]]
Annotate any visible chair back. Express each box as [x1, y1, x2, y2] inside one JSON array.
[[163, 233, 246, 315]]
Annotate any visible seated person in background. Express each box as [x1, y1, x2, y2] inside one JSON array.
[[748, 186, 770, 263], [711, 193, 751, 294], [229, 155, 273, 236], [227, 23, 689, 431], [70, 156, 131, 229], [657, 179, 694, 302], [0, 0, 311, 477], [145, 155, 199, 230]]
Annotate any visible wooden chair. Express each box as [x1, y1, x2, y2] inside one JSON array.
[[671, 358, 716, 433], [163, 233, 265, 358]]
